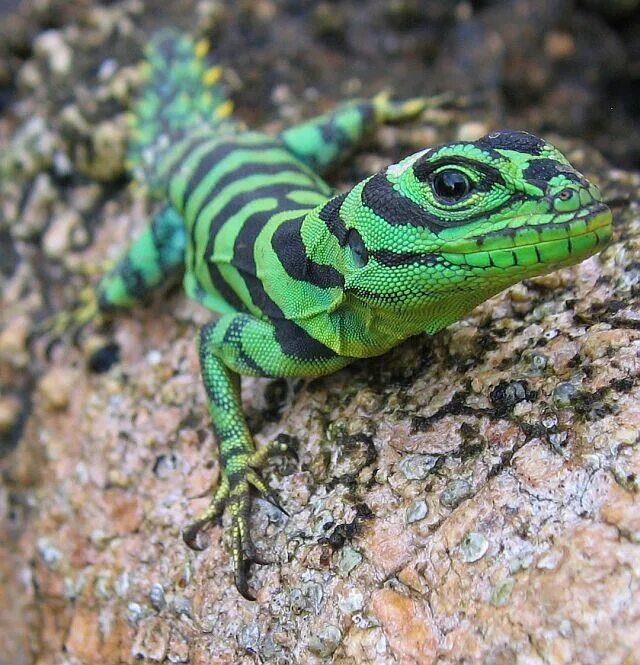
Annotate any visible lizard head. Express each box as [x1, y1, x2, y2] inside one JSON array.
[[343, 130, 612, 333]]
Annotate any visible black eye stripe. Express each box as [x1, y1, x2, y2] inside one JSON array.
[[412, 156, 505, 192]]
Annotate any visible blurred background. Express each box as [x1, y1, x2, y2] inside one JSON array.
[[0, 0, 639, 167]]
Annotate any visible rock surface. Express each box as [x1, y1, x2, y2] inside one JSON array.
[[1, 1, 640, 664]]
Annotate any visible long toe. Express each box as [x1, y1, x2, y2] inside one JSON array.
[[234, 559, 256, 601], [232, 519, 257, 601], [246, 470, 289, 517]]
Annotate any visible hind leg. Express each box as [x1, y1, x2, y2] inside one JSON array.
[[96, 204, 186, 312], [41, 204, 186, 344]]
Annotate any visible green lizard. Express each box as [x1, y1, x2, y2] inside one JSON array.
[[50, 31, 612, 599]]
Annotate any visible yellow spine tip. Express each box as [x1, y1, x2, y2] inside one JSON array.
[[372, 90, 392, 123], [215, 100, 234, 119], [195, 39, 210, 59], [203, 65, 223, 87], [403, 98, 427, 116]]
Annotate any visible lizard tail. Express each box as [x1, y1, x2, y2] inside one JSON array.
[[126, 29, 234, 184]]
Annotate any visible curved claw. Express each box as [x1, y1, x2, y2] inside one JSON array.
[[185, 459, 288, 599], [259, 490, 290, 518], [234, 559, 256, 601], [182, 518, 211, 551], [246, 469, 289, 517], [232, 523, 277, 599], [183, 475, 230, 550]]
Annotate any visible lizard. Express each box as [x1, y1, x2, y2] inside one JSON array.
[[45, 30, 613, 599]]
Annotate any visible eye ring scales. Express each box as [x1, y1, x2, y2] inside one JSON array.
[[431, 169, 472, 204]]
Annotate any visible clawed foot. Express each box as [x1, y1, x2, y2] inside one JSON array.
[[373, 90, 465, 124], [182, 436, 296, 600], [35, 287, 104, 356]]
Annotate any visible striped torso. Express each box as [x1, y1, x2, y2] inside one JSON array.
[[162, 130, 336, 320]]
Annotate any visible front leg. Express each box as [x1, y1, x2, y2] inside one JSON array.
[[279, 94, 431, 176], [184, 313, 350, 599]]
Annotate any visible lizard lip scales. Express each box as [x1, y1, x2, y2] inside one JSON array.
[[441, 203, 612, 270]]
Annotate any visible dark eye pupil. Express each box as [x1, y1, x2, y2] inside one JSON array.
[[346, 229, 368, 268], [432, 170, 471, 202]]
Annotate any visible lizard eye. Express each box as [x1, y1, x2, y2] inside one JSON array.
[[432, 169, 472, 204], [347, 228, 369, 268]]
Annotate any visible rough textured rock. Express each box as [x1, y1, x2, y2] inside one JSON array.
[[1, 1, 639, 664]]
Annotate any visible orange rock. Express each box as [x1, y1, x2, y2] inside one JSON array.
[[131, 616, 170, 662], [102, 488, 145, 536], [39, 367, 80, 411], [65, 607, 102, 664], [364, 520, 413, 578], [371, 588, 439, 665], [601, 484, 640, 537]]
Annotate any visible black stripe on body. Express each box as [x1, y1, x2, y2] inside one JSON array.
[[211, 160, 306, 198], [194, 180, 340, 366], [222, 315, 267, 375], [212, 186, 337, 362], [271, 217, 345, 288], [319, 192, 349, 245], [186, 151, 312, 308], [273, 316, 338, 361], [370, 249, 440, 268], [201, 182, 322, 302], [183, 141, 338, 362], [180, 139, 278, 210], [206, 263, 247, 312], [189, 162, 313, 256], [163, 134, 214, 184]]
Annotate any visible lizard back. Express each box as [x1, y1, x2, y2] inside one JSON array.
[[167, 132, 333, 317], [126, 30, 336, 319]]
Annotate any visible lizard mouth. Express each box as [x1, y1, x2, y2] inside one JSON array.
[[441, 203, 613, 271]]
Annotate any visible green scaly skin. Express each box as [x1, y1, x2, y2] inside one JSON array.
[[66, 31, 612, 599]]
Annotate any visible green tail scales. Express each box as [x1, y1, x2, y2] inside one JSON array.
[[127, 30, 234, 191]]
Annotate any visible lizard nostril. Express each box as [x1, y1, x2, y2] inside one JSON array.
[[557, 188, 573, 201]]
